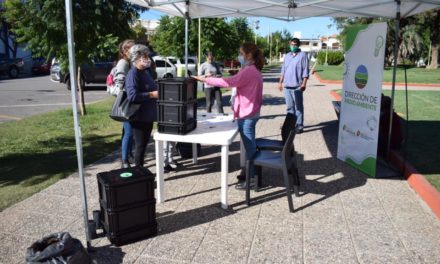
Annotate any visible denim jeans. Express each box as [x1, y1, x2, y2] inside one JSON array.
[[237, 113, 259, 178], [121, 121, 133, 161], [283, 87, 304, 129]]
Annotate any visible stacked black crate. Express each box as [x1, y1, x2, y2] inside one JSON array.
[[97, 167, 157, 246], [157, 77, 197, 134]]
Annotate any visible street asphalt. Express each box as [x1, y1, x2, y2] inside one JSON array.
[[0, 74, 111, 123]]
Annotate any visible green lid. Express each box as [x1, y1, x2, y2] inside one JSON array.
[[120, 172, 133, 178]]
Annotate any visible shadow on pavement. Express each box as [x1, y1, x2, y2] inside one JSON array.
[[89, 245, 125, 264]]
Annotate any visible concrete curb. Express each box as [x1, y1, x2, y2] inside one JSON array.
[[315, 72, 440, 88], [329, 90, 440, 219]]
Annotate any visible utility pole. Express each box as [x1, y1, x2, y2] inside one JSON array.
[[276, 38, 279, 62], [269, 25, 272, 64], [198, 17, 201, 69], [324, 36, 329, 66], [253, 20, 259, 44]]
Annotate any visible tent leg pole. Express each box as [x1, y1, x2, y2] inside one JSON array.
[[387, 0, 400, 161], [65, 0, 91, 248], [185, 1, 189, 77]]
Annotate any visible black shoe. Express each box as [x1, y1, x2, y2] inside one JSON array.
[[235, 179, 255, 190], [236, 169, 246, 182], [296, 127, 304, 134], [236, 174, 246, 182], [164, 164, 175, 173], [121, 161, 131, 169]]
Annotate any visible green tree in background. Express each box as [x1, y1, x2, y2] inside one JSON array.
[[332, 9, 439, 68], [151, 17, 252, 60], [131, 21, 149, 45], [229, 17, 254, 44], [2, 0, 145, 114], [2, 0, 145, 71], [417, 9, 439, 69], [399, 24, 424, 62]]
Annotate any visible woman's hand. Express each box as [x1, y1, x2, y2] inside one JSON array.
[[149, 91, 158, 98], [192, 75, 206, 82]]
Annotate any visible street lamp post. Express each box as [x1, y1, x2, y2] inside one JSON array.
[[253, 20, 260, 44], [324, 36, 329, 66], [269, 26, 272, 64]]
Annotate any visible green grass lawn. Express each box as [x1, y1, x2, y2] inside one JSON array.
[[316, 65, 440, 84], [0, 99, 123, 211], [384, 90, 440, 191], [0, 92, 211, 211]]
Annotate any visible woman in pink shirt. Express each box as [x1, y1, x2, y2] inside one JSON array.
[[193, 42, 264, 189]]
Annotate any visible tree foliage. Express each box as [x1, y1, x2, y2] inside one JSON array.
[[2, 0, 146, 70], [151, 17, 253, 60], [332, 8, 439, 68]]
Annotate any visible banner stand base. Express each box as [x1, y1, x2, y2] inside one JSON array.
[[376, 157, 401, 179]]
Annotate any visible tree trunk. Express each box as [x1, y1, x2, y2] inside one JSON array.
[[427, 10, 440, 69], [427, 44, 438, 69], [77, 66, 87, 116]]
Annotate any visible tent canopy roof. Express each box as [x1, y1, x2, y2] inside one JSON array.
[[127, 0, 440, 21]]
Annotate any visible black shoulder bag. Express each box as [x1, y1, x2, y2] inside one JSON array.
[[109, 89, 141, 122]]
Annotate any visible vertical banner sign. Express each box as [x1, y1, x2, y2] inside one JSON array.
[[337, 23, 387, 177]]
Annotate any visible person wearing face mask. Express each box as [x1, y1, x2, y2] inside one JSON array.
[[278, 38, 309, 134], [193, 42, 264, 190], [198, 52, 224, 113], [125, 44, 159, 167], [113, 39, 135, 168]]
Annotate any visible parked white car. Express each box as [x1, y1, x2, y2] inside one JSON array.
[[166, 56, 197, 76], [153, 56, 177, 78]]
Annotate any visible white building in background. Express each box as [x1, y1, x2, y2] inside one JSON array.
[[136, 19, 160, 40], [279, 34, 341, 62], [321, 34, 341, 50]]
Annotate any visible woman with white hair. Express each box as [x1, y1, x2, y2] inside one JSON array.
[[125, 44, 158, 167]]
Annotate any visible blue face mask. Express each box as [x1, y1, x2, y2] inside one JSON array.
[[238, 55, 247, 66]]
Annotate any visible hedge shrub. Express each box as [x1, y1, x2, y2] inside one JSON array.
[[317, 50, 345, 65]]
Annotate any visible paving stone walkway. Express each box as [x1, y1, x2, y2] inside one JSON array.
[[1, 71, 439, 264]]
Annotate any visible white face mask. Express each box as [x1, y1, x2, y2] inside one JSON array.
[[138, 58, 151, 69], [238, 55, 246, 66]]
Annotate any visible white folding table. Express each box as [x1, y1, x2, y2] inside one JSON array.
[[153, 112, 244, 209]]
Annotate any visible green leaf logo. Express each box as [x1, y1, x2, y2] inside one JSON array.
[[354, 65, 368, 89]]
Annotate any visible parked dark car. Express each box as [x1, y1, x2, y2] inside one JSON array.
[[223, 59, 241, 68], [32, 57, 52, 75], [50, 58, 113, 90], [0, 53, 25, 78]]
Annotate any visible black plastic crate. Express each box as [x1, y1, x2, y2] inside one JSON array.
[[100, 200, 157, 246], [100, 200, 157, 235], [157, 100, 196, 124], [106, 222, 157, 246], [97, 167, 155, 210], [158, 119, 197, 135], [158, 77, 197, 102]]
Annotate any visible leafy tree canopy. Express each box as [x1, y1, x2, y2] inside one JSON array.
[[151, 17, 253, 61], [332, 9, 439, 68], [2, 0, 146, 71]]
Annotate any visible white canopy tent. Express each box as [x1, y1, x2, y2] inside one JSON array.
[[126, 0, 439, 19], [62, 0, 440, 247]]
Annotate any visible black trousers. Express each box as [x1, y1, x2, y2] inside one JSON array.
[[129, 121, 154, 167], [204, 87, 224, 113]]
